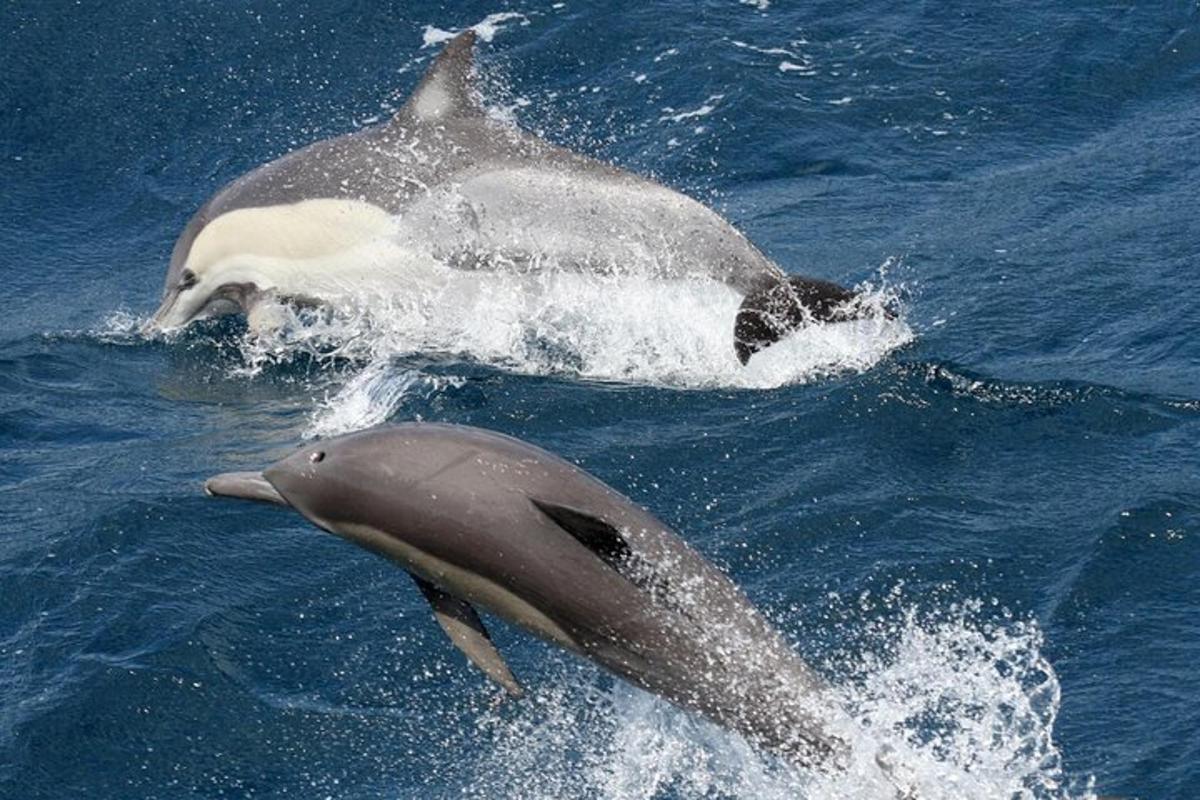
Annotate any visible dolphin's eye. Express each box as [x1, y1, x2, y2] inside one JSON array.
[[309, 451, 326, 464], [179, 270, 198, 291]]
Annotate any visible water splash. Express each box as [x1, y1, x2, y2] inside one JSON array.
[[100, 266, 911, 437], [306, 363, 465, 439], [422, 12, 530, 48], [822, 606, 1078, 799], [208, 266, 909, 389], [460, 603, 1095, 800], [90, 308, 151, 344]]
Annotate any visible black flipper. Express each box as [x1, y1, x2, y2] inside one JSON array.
[[409, 572, 523, 697], [733, 275, 880, 365], [531, 499, 633, 566], [530, 499, 672, 604]]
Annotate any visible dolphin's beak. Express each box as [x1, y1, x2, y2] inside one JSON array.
[[142, 290, 181, 335], [204, 471, 290, 507]]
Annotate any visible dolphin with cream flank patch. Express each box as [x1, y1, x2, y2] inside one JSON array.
[[147, 30, 883, 363]]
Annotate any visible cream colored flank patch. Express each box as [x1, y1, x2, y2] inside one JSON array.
[[186, 198, 395, 278]]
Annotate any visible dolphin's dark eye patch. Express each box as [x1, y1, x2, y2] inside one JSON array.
[[179, 270, 198, 290], [309, 451, 326, 463]]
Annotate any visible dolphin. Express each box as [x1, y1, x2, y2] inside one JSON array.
[[204, 422, 846, 766], [148, 30, 884, 364]]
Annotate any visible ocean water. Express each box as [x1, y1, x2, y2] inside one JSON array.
[[2, 1, 1198, 798]]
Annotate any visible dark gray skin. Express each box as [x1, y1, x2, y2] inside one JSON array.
[[206, 423, 846, 767], [150, 30, 880, 363]]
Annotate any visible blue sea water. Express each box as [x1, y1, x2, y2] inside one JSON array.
[[2, 1, 1199, 797]]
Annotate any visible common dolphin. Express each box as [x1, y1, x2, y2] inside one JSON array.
[[205, 423, 846, 766], [149, 30, 884, 364]]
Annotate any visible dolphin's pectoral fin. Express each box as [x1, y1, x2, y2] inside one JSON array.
[[399, 30, 484, 123], [531, 499, 633, 563], [409, 572, 523, 698], [530, 499, 674, 606], [734, 275, 886, 365]]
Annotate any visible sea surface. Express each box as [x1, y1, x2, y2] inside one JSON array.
[[2, 2, 1199, 798]]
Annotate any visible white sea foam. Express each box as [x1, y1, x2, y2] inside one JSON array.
[[660, 94, 725, 123], [91, 309, 148, 343], [422, 12, 529, 47], [118, 261, 911, 436], [461, 604, 1097, 800], [229, 265, 909, 388], [306, 363, 465, 439], [731, 40, 798, 58], [780, 60, 817, 75]]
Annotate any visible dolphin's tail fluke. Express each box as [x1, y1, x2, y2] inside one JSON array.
[[733, 275, 891, 365]]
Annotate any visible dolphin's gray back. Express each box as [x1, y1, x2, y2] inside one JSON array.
[[168, 31, 784, 296]]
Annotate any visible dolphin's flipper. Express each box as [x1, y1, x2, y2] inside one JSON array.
[[399, 30, 483, 123], [531, 499, 633, 564], [733, 275, 868, 365], [530, 499, 674, 605], [409, 572, 523, 697]]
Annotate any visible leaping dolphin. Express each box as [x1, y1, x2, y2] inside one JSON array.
[[205, 423, 846, 766], [147, 30, 884, 364]]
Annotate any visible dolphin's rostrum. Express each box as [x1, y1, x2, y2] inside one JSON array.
[[206, 423, 846, 766], [150, 30, 886, 364]]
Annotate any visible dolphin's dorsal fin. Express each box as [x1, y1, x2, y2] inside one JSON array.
[[409, 572, 523, 697], [402, 30, 482, 122]]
